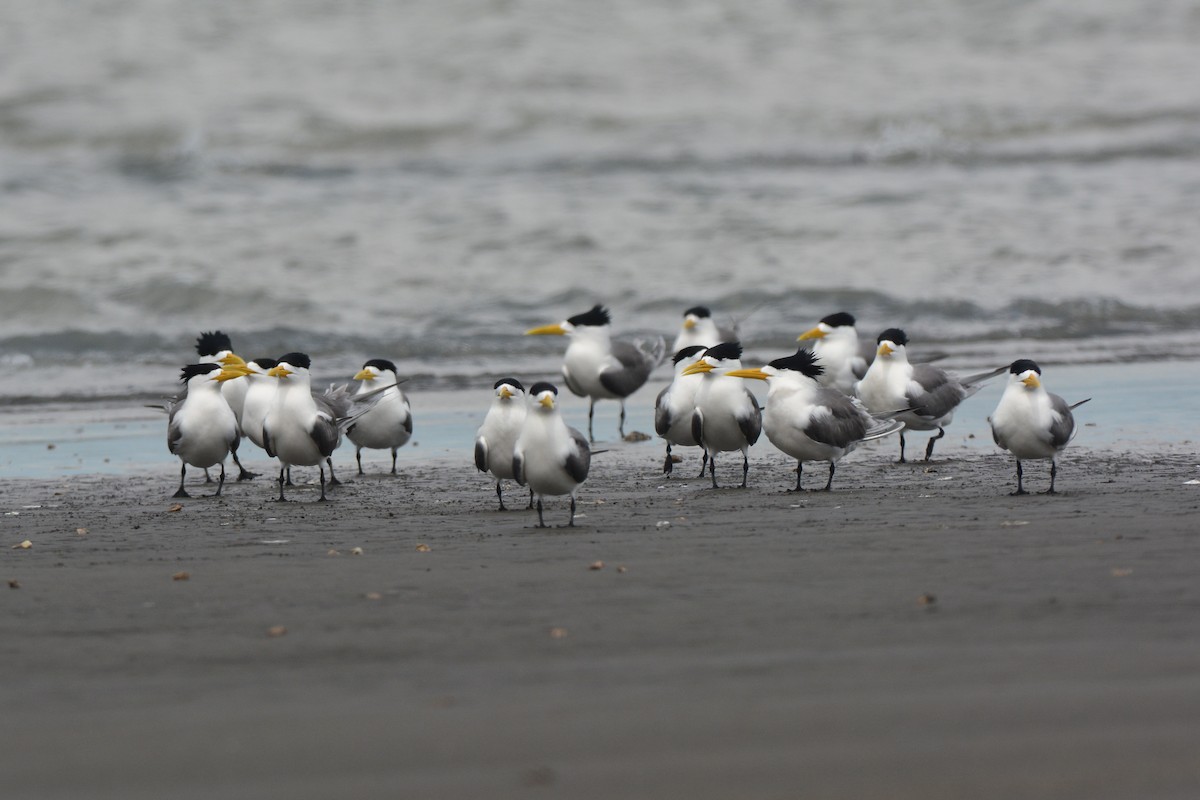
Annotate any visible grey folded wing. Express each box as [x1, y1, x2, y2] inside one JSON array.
[[1048, 393, 1077, 448], [654, 386, 672, 436], [599, 340, 659, 398], [908, 364, 968, 420], [804, 392, 870, 448], [474, 436, 488, 472], [566, 428, 591, 483], [737, 389, 762, 446], [167, 410, 183, 455], [309, 415, 341, 458]]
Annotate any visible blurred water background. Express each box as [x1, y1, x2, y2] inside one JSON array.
[[2, 0, 1198, 475]]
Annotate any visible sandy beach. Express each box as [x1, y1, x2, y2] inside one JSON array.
[[3, 441, 1199, 799]]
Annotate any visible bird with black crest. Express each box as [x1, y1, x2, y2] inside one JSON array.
[[475, 378, 534, 510], [262, 352, 351, 501], [346, 358, 412, 475], [726, 348, 905, 491], [856, 328, 1004, 462], [526, 305, 666, 442], [166, 361, 251, 498], [512, 382, 591, 527], [681, 342, 762, 488]]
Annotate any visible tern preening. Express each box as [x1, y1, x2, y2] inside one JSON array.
[[512, 382, 591, 528], [475, 378, 534, 510], [856, 328, 1004, 462], [726, 348, 904, 491], [526, 305, 666, 442], [681, 342, 762, 489], [990, 359, 1090, 495]]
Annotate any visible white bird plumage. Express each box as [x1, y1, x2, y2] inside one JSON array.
[[990, 359, 1090, 495], [262, 352, 349, 501], [527, 305, 666, 442], [726, 349, 904, 491], [166, 362, 248, 498], [512, 382, 591, 528], [654, 345, 709, 477], [346, 358, 412, 475], [475, 378, 533, 510], [682, 342, 762, 489], [856, 328, 1004, 462]]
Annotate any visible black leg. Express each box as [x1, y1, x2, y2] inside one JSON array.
[[276, 467, 287, 502], [232, 439, 257, 481], [204, 468, 213, 484], [356, 449, 364, 476], [286, 467, 294, 487], [588, 400, 596, 443], [568, 495, 577, 527], [214, 462, 226, 497], [327, 457, 340, 486], [526, 487, 535, 510], [390, 448, 398, 475], [535, 497, 547, 528], [173, 463, 190, 498], [822, 461, 835, 491], [696, 451, 708, 479], [924, 427, 945, 462], [495, 480, 506, 511], [1040, 460, 1059, 495], [791, 460, 803, 492], [740, 452, 749, 488], [1010, 460, 1027, 496], [709, 452, 719, 489], [318, 465, 328, 501], [618, 400, 626, 438], [898, 432, 907, 463], [663, 443, 674, 476]]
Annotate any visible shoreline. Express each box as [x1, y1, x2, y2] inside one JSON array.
[[3, 443, 1199, 798]]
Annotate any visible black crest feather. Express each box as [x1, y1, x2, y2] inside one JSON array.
[[672, 345, 707, 364], [277, 352, 312, 370], [820, 311, 856, 328], [363, 358, 398, 374], [769, 349, 825, 378], [703, 341, 742, 362], [195, 330, 232, 357], [250, 357, 278, 370], [567, 305, 611, 327], [179, 363, 221, 383], [1009, 359, 1041, 375], [683, 305, 712, 318], [494, 377, 525, 392], [529, 381, 558, 396], [876, 328, 908, 346]]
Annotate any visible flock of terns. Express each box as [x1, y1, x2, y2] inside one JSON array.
[[163, 307, 1090, 527]]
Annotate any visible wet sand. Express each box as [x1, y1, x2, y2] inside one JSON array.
[[3, 442, 1199, 799]]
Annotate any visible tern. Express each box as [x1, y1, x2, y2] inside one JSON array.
[[796, 312, 869, 395], [475, 378, 534, 510], [512, 382, 591, 527], [654, 345, 709, 477], [989, 359, 1090, 495], [526, 305, 666, 442], [681, 342, 762, 488], [189, 330, 258, 481], [726, 349, 905, 491], [167, 362, 250, 498], [234, 357, 279, 452], [856, 328, 1004, 462], [262, 353, 350, 501], [346, 358, 413, 475], [672, 306, 726, 353]]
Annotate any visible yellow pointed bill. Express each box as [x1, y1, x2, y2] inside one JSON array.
[[877, 342, 894, 357], [1021, 374, 1041, 388], [353, 368, 375, 381], [681, 361, 714, 376], [267, 365, 293, 378], [526, 323, 567, 336], [797, 326, 826, 341], [723, 367, 769, 381]]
